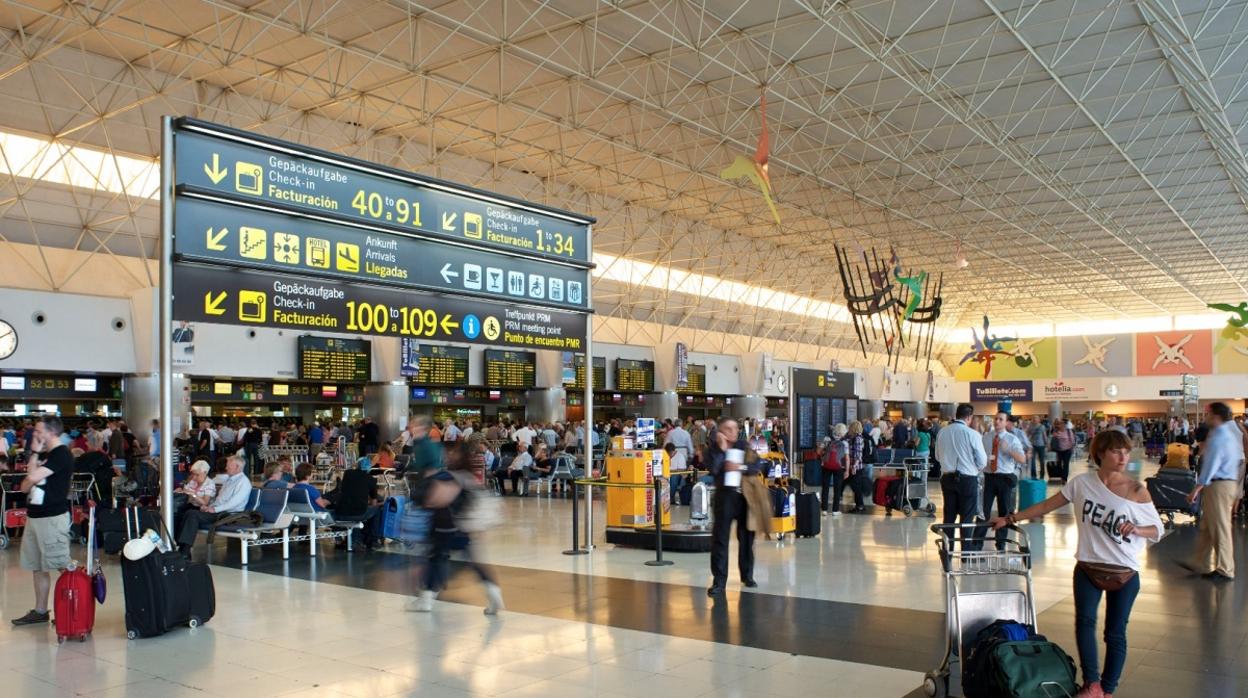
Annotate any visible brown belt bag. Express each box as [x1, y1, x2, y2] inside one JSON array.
[[1076, 561, 1137, 592]]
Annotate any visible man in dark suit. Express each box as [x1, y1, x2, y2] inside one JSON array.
[[704, 418, 764, 596]]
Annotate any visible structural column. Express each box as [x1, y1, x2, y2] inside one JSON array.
[[363, 382, 409, 442], [123, 374, 190, 443], [733, 395, 766, 421], [902, 401, 926, 420], [938, 403, 956, 421], [859, 399, 885, 422], [526, 387, 567, 424], [641, 391, 679, 421], [1048, 401, 1064, 420]]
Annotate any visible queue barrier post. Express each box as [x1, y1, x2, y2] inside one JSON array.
[[644, 475, 674, 567], [563, 479, 588, 556]]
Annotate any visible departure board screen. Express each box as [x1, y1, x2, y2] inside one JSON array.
[[798, 397, 815, 449], [298, 336, 371, 382], [401, 340, 469, 385], [616, 359, 655, 392], [564, 355, 606, 390], [677, 364, 706, 393], [814, 398, 831, 444], [484, 350, 536, 388]]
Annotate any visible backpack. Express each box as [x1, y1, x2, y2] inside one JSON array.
[[821, 449, 842, 472], [862, 435, 876, 464], [963, 619, 1077, 698]]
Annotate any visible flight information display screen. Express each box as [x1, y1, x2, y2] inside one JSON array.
[[564, 355, 606, 390], [297, 336, 371, 382], [484, 349, 536, 388], [401, 341, 469, 385], [616, 359, 655, 392], [677, 364, 706, 393]]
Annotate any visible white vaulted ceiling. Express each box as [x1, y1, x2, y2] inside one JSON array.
[[2, 0, 1248, 367]]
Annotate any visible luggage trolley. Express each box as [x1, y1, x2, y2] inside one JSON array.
[[874, 457, 936, 517], [68, 473, 97, 542], [924, 523, 1036, 698], [0, 472, 28, 550]]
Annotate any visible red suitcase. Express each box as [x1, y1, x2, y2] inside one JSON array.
[[54, 503, 99, 643], [4, 507, 26, 528], [873, 474, 903, 506], [54, 567, 95, 643]]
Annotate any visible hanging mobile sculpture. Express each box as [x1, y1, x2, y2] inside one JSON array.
[[835, 244, 943, 371]]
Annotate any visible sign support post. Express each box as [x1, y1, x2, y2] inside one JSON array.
[[159, 116, 176, 535], [582, 225, 595, 551]]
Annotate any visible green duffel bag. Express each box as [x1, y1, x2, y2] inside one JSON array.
[[987, 640, 1078, 698]]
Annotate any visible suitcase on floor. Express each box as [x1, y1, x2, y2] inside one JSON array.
[[873, 475, 903, 510], [769, 486, 787, 517], [690, 482, 711, 524], [1045, 460, 1063, 482], [121, 549, 194, 639], [795, 492, 820, 538], [186, 561, 215, 627], [54, 566, 95, 643], [1018, 479, 1046, 512], [1146, 468, 1200, 517], [380, 496, 408, 540], [55, 503, 98, 644], [803, 459, 823, 488]]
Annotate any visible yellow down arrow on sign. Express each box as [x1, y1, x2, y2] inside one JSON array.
[[204, 291, 227, 316], [204, 153, 228, 184]]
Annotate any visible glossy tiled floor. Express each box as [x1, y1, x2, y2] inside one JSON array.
[[1, 456, 1244, 697]]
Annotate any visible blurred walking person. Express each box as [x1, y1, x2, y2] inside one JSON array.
[[407, 434, 504, 614]]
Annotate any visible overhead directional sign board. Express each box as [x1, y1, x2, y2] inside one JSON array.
[[174, 264, 587, 351], [173, 119, 592, 264], [175, 194, 588, 310], [167, 118, 594, 353]]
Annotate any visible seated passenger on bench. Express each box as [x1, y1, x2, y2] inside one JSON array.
[[262, 461, 292, 490], [292, 463, 329, 511], [175, 455, 253, 557]]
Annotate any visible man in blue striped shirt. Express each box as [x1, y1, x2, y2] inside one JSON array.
[[1183, 402, 1243, 581], [935, 403, 988, 550]]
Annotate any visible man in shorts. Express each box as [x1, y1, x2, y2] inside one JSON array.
[[12, 416, 74, 626]]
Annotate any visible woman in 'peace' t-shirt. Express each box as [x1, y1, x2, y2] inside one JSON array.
[[991, 429, 1163, 698]]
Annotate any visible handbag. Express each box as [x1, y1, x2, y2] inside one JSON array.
[[1076, 561, 1137, 592]]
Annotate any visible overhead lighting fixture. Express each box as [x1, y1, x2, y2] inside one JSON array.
[[953, 240, 969, 269]]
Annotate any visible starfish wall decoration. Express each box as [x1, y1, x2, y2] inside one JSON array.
[[1152, 334, 1194, 369], [957, 315, 1016, 379], [1074, 336, 1115, 372]]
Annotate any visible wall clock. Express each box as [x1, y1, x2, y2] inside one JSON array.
[[0, 320, 17, 360]]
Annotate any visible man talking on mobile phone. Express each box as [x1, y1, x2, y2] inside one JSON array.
[[704, 418, 763, 596], [11, 417, 74, 627]]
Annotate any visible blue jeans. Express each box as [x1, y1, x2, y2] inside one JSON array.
[[1073, 565, 1139, 694]]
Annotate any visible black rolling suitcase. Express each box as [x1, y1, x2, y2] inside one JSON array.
[[1146, 467, 1200, 524], [795, 492, 821, 538], [120, 510, 213, 639]]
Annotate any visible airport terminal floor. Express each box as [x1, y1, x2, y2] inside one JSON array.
[[2, 456, 1244, 698]]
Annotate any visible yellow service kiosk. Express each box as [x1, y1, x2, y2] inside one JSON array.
[[605, 449, 670, 528], [602, 446, 715, 552]]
